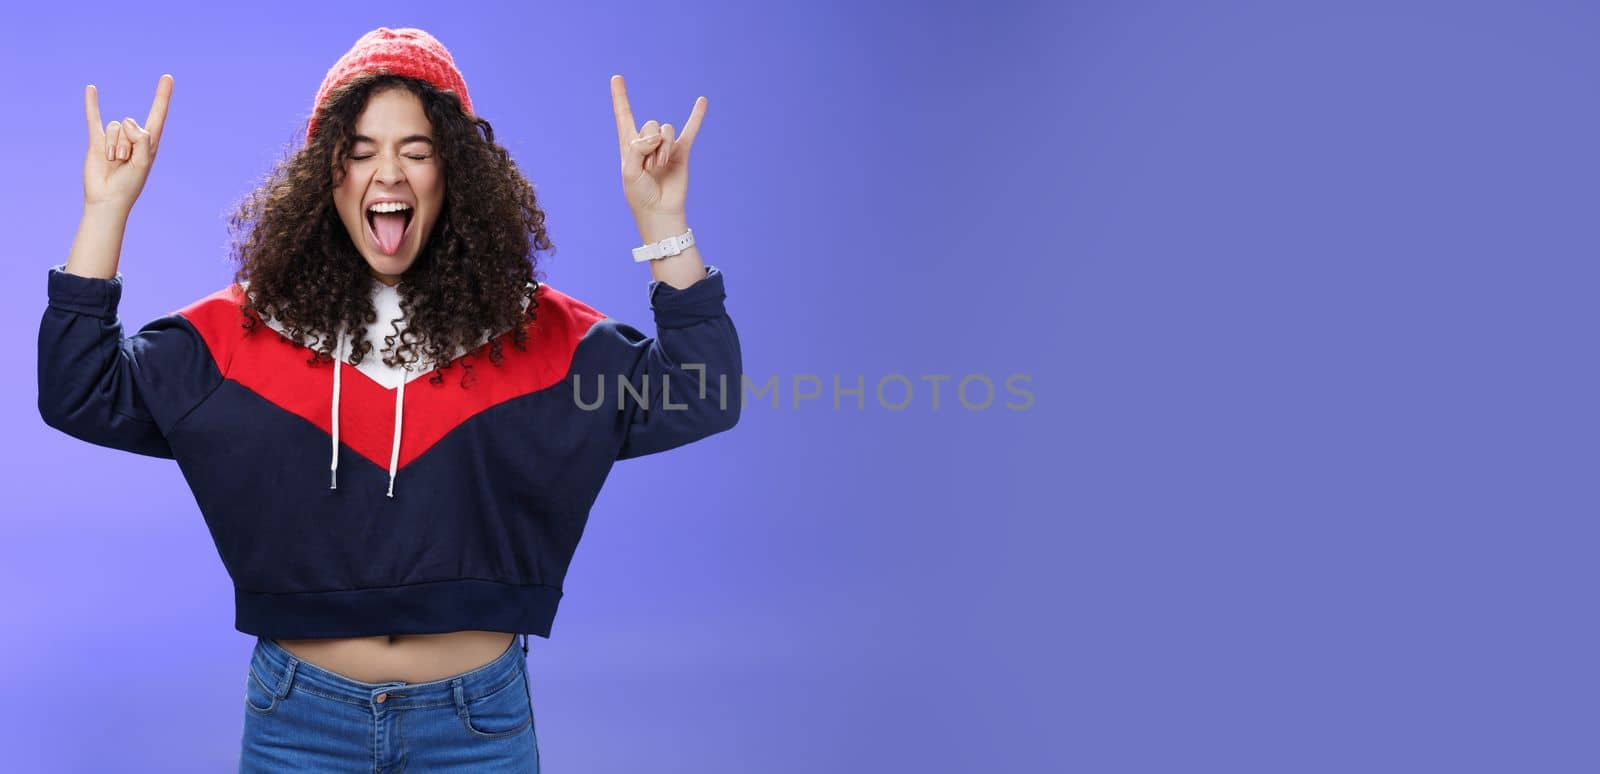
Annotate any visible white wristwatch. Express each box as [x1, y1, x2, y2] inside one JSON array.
[[632, 228, 695, 262]]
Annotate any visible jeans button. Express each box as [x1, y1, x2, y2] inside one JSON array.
[[375, 693, 387, 703]]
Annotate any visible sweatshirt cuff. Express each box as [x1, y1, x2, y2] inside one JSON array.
[[47, 263, 124, 320], [648, 265, 727, 329]]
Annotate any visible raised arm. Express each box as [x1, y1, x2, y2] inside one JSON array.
[[601, 75, 741, 458], [38, 75, 217, 458]]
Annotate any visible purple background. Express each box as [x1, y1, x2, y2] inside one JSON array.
[[3, 1, 1594, 772]]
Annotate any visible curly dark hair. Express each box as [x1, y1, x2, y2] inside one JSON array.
[[225, 72, 556, 388]]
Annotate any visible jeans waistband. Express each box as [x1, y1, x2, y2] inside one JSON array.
[[250, 634, 526, 712]]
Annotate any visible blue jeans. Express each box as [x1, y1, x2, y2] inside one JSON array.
[[239, 634, 541, 772]]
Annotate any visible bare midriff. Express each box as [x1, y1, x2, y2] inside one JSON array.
[[274, 630, 518, 684]]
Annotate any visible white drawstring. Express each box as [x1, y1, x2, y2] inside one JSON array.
[[387, 366, 405, 498], [330, 331, 343, 490], [329, 328, 406, 499], [312, 279, 531, 499]]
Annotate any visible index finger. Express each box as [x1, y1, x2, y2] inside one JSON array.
[[144, 74, 173, 147], [84, 84, 104, 144], [610, 74, 637, 152]]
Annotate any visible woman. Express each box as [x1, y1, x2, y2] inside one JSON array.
[[39, 27, 741, 771]]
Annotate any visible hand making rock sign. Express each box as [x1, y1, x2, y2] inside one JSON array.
[[83, 74, 173, 213], [610, 73, 705, 219]]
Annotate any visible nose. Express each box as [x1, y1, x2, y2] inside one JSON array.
[[375, 153, 404, 186]]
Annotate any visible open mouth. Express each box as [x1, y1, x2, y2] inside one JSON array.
[[365, 205, 415, 256]]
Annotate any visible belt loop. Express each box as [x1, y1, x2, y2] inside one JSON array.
[[521, 633, 529, 655], [452, 678, 467, 717]]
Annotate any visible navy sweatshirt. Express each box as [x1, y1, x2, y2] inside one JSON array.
[[37, 263, 741, 639]]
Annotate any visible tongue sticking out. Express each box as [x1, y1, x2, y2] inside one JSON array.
[[371, 211, 408, 255]]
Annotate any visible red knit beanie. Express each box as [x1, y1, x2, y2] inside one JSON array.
[[306, 27, 474, 145]]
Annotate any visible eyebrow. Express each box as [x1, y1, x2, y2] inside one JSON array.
[[352, 134, 434, 146]]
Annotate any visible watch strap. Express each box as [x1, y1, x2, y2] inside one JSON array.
[[632, 228, 695, 262]]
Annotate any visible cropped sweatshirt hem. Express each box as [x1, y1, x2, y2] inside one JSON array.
[[235, 579, 564, 639]]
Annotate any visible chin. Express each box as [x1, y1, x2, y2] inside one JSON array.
[[364, 255, 416, 281], [366, 251, 417, 271]]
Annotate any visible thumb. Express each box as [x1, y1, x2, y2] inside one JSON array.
[[622, 133, 662, 179], [122, 116, 152, 167]]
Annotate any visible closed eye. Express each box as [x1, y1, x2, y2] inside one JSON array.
[[351, 154, 430, 160]]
